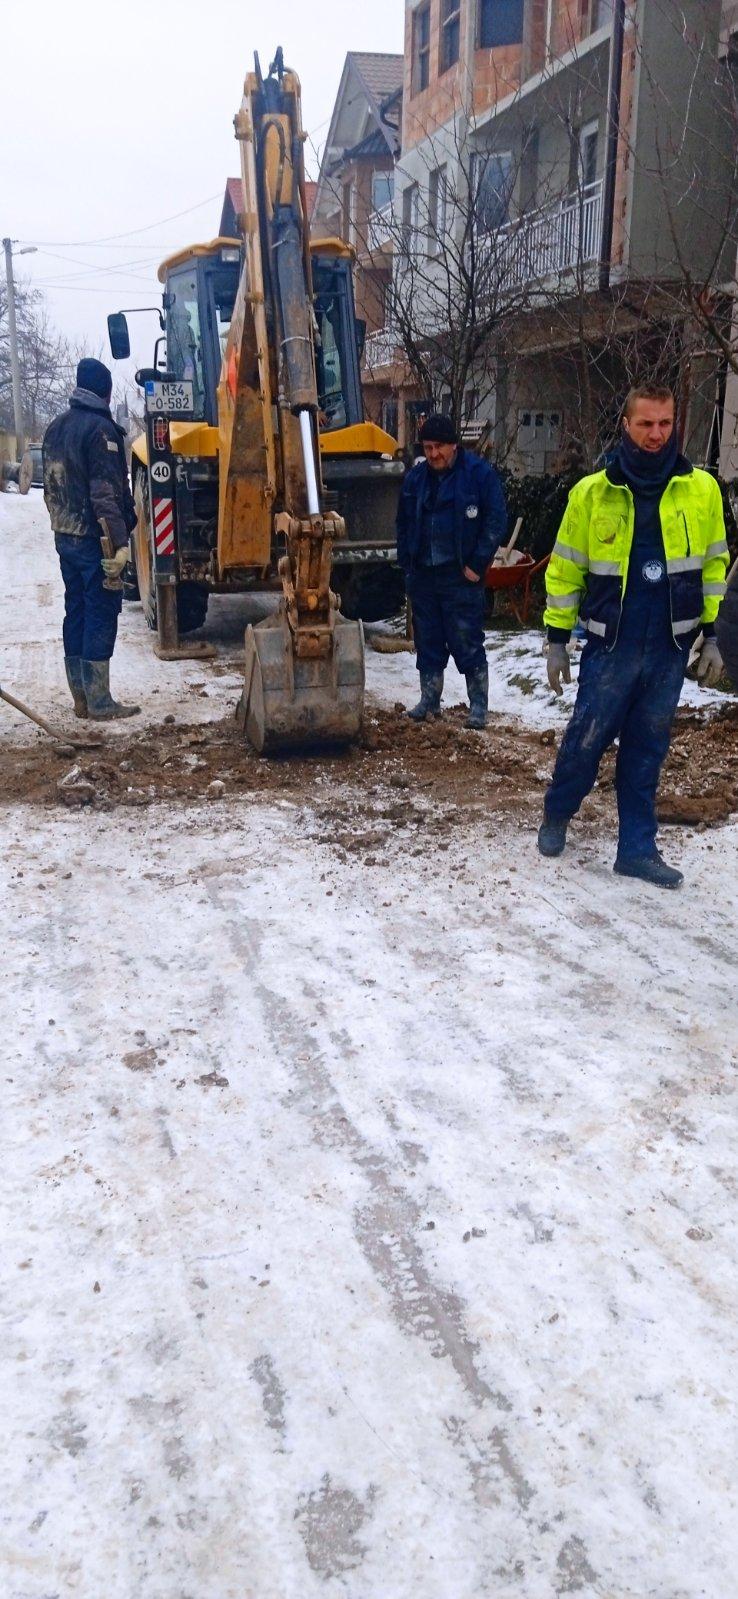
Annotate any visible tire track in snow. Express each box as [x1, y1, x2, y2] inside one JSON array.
[[207, 882, 537, 1530]]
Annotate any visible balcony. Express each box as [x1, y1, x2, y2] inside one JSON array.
[[363, 181, 605, 371], [364, 324, 402, 368], [476, 180, 604, 288], [366, 204, 395, 252]]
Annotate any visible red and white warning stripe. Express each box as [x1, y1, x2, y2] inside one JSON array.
[[153, 496, 175, 556]]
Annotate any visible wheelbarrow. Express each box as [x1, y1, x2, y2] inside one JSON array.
[[484, 518, 550, 627]]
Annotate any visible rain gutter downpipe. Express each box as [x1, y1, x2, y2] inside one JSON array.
[[598, 0, 627, 294]]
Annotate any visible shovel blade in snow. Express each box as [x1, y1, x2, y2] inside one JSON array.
[[236, 607, 364, 755]]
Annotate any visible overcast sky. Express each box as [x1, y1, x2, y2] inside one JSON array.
[[2, 0, 403, 389]]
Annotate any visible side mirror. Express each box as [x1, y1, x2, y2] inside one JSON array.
[[356, 318, 367, 361], [108, 312, 131, 361]]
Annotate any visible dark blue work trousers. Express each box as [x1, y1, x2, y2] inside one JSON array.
[[407, 562, 487, 678], [55, 533, 122, 661], [545, 598, 686, 860]]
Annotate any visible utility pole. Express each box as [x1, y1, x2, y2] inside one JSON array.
[[3, 237, 25, 458]]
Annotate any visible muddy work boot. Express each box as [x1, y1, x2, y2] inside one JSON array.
[[614, 851, 683, 890], [407, 673, 443, 722], [64, 656, 88, 719], [81, 660, 140, 721], [464, 665, 489, 730], [537, 814, 568, 857]]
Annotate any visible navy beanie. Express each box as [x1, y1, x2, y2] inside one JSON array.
[[419, 412, 457, 444], [76, 357, 113, 400]]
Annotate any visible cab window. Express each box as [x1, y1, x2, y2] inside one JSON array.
[[315, 288, 348, 431], [167, 268, 206, 418], [209, 267, 238, 364]]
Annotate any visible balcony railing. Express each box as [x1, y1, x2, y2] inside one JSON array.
[[366, 204, 395, 252], [362, 181, 605, 370], [476, 179, 604, 287], [364, 324, 402, 368]]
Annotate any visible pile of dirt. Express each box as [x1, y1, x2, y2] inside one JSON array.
[[1, 701, 736, 838], [659, 702, 738, 825]]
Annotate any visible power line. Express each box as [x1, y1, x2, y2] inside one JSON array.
[[34, 249, 162, 286], [36, 283, 160, 296], [18, 190, 222, 249]]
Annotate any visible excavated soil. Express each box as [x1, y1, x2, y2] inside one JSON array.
[[2, 701, 737, 843]]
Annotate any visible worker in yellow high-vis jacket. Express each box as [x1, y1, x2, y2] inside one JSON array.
[[538, 384, 728, 889]]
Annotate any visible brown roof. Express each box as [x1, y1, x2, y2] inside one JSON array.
[[348, 52, 403, 108]]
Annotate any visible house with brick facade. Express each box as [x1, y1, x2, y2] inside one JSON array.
[[312, 52, 404, 437], [365, 0, 735, 469]]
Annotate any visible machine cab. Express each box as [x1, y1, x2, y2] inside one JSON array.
[[159, 238, 365, 435]]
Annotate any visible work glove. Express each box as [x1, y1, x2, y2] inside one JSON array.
[[101, 543, 130, 579], [546, 641, 571, 696], [695, 636, 724, 689]]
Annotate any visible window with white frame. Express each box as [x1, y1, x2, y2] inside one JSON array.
[[441, 0, 461, 72], [413, 4, 431, 94], [427, 165, 448, 255], [471, 150, 513, 232], [571, 119, 599, 192], [372, 171, 394, 214], [464, 388, 480, 420], [402, 182, 421, 257]]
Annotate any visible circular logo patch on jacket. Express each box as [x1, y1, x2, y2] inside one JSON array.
[[465, 504, 479, 519], [642, 559, 665, 584]]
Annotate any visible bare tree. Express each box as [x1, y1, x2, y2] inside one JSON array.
[[0, 277, 75, 439]]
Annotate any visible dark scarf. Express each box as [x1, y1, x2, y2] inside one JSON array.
[[617, 429, 679, 497]]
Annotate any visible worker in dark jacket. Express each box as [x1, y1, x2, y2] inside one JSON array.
[[396, 414, 507, 728], [43, 357, 139, 720], [716, 562, 738, 687]]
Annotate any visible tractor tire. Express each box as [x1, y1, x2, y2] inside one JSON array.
[[131, 471, 209, 635]]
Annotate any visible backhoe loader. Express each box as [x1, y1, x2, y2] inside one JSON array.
[[107, 49, 402, 752]]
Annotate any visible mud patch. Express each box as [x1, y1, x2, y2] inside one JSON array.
[[250, 1353, 287, 1442], [2, 701, 736, 836], [555, 1535, 599, 1592], [294, 1474, 377, 1577], [122, 1046, 159, 1073]]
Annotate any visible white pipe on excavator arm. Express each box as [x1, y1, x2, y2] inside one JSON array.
[[298, 409, 321, 517]]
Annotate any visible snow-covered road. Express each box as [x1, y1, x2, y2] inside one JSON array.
[[2, 491, 737, 1599]]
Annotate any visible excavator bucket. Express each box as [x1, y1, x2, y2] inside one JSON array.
[[237, 606, 365, 754]]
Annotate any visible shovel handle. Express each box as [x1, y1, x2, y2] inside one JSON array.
[[0, 684, 69, 740]]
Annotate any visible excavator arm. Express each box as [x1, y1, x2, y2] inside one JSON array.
[[223, 49, 364, 752]]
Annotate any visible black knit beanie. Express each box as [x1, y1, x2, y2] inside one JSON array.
[[76, 358, 113, 400], [419, 412, 457, 444]]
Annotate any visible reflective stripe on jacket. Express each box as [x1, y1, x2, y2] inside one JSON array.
[[543, 464, 729, 645]]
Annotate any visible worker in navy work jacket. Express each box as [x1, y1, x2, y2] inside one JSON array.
[[396, 414, 507, 729], [42, 358, 139, 720], [538, 383, 728, 890]]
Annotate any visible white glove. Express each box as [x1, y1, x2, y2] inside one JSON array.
[[546, 641, 571, 696], [695, 636, 724, 689], [101, 543, 130, 578]]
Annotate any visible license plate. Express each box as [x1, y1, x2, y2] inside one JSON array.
[[144, 380, 194, 415]]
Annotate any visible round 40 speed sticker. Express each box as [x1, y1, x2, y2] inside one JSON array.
[[150, 461, 171, 484]]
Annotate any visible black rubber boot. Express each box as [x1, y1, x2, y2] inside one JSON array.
[[614, 852, 683, 890], [64, 656, 88, 719], [465, 664, 489, 729], [537, 814, 568, 857], [81, 660, 140, 721], [408, 673, 443, 721]]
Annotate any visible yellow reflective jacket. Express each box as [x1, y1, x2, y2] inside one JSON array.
[[544, 461, 729, 646]]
